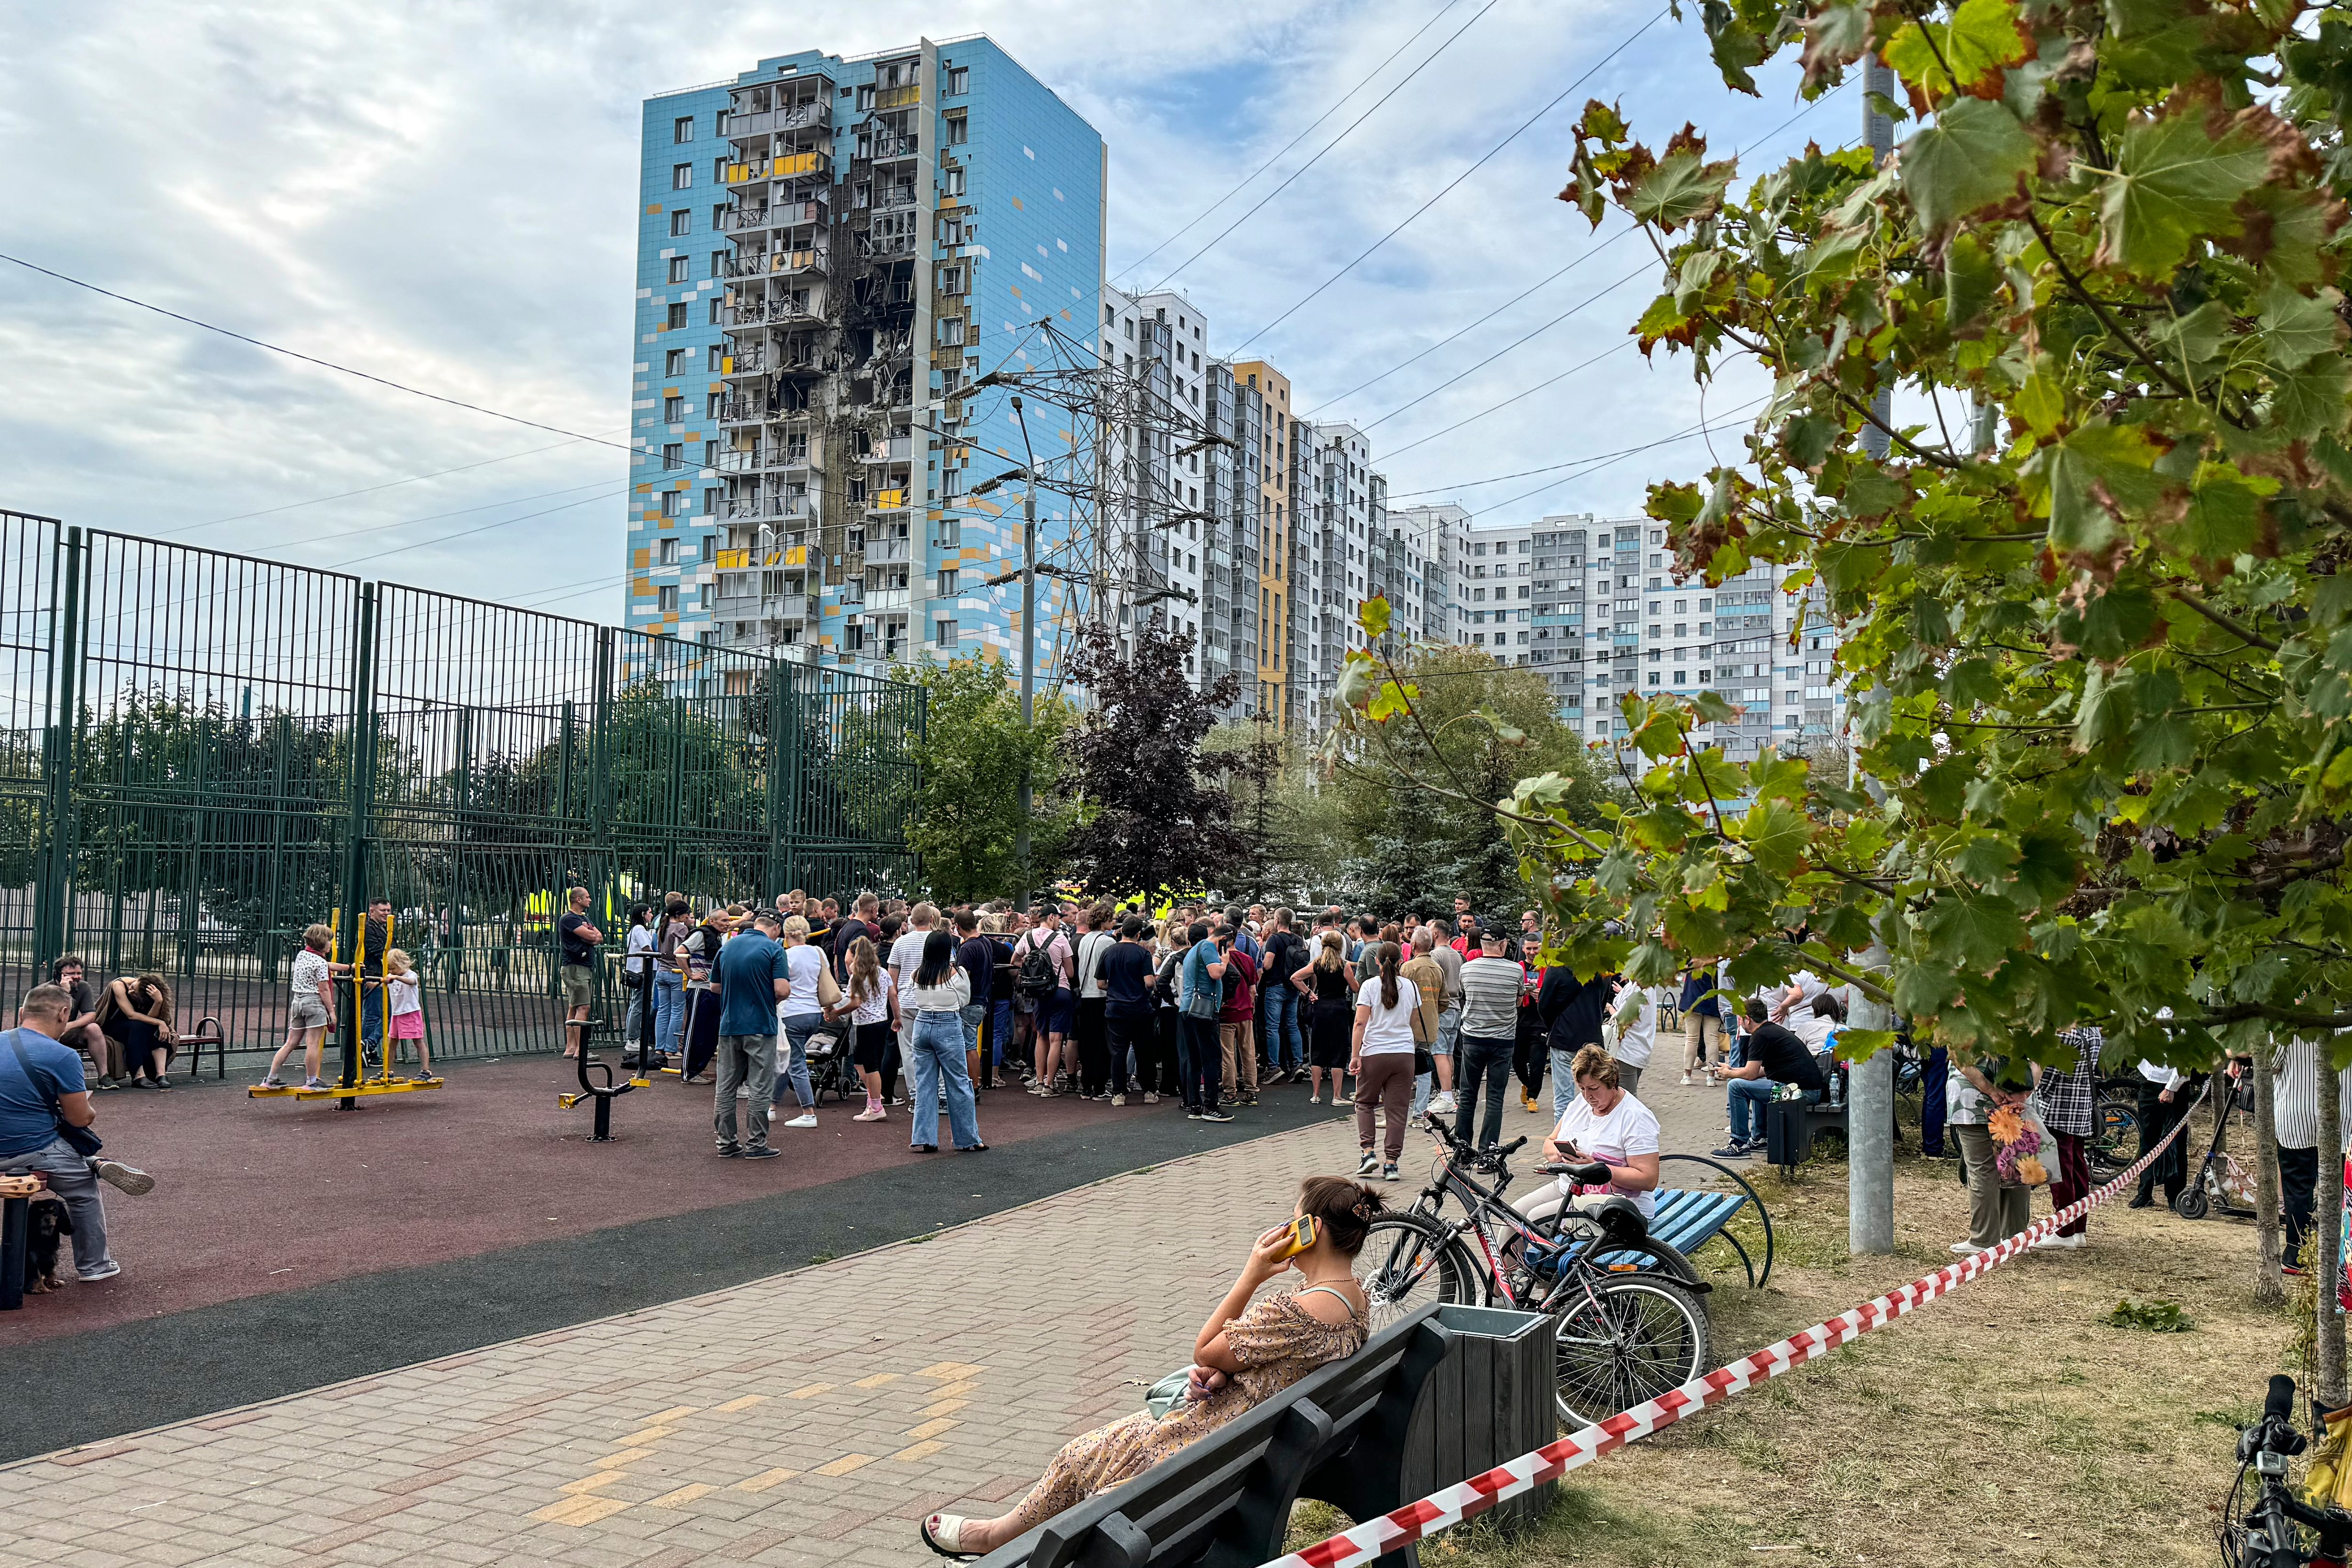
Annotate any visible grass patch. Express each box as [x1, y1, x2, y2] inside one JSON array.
[[1422, 1130, 2289, 1568]]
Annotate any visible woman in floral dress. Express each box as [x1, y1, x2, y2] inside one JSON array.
[[922, 1175, 1385, 1558]]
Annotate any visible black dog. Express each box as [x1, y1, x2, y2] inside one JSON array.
[[23, 1196, 70, 1294]]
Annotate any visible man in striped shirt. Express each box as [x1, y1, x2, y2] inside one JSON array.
[[1452, 930, 1527, 1150]]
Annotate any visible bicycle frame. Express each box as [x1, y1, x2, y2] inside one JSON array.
[[1399, 1127, 1617, 1314]]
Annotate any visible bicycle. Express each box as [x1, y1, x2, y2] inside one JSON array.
[[1356, 1113, 1712, 1426], [2220, 1373, 2352, 1566]]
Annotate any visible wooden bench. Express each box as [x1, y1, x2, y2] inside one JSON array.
[[1593, 1154, 1775, 1287], [974, 1302, 1557, 1568]]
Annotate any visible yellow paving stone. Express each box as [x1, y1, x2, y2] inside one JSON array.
[[787, 1383, 834, 1399], [814, 1452, 876, 1477], [914, 1362, 987, 1382], [733, 1467, 801, 1492], [918, 1398, 971, 1419], [529, 1493, 636, 1527], [927, 1381, 978, 1400], [890, 1439, 947, 1463], [851, 1373, 899, 1389], [902, 1418, 960, 1441], [590, 1447, 655, 1469], [714, 1395, 768, 1414], [559, 1471, 628, 1496], [645, 1406, 699, 1424], [644, 1483, 714, 1508]]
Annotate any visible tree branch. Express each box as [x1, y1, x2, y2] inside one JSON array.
[[2168, 586, 2280, 654]]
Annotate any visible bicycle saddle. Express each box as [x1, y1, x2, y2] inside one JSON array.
[[1579, 1194, 1649, 1246]]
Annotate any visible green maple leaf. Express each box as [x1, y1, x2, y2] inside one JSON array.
[[2024, 420, 2170, 552], [1359, 596, 1392, 640], [2266, 354, 2352, 442], [1882, 0, 2030, 98], [1900, 98, 2036, 234], [1738, 797, 1813, 875], [1922, 892, 2027, 973], [1628, 148, 1738, 231], [2097, 111, 2271, 277], [2258, 282, 2343, 371]]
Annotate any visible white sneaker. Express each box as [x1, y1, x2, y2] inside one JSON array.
[[1680, 1073, 1694, 1086], [1111, 1093, 1127, 1106], [92, 1159, 155, 1196], [1948, 1241, 1984, 1256], [782, 1112, 818, 1129], [1427, 1092, 1458, 1116], [1143, 1092, 1160, 1105], [2030, 1232, 2085, 1251], [76, 1259, 123, 1282]]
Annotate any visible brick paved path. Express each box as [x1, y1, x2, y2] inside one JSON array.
[[0, 1085, 1737, 1568]]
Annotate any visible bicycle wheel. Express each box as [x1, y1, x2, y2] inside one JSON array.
[[2093, 1094, 2137, 1168], [1549, 1274, 1711, 1428], [1357, 1216, 1481, 1330]]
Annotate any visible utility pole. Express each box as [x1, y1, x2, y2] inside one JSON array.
[[1848, 51, 1899, 1255], [1012, 396, 1040, 911]]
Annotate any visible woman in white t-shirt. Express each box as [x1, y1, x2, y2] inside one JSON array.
[[1606, 982, 1655, 1097], [1350, 942, 1422, 1183], [769, 915, 829, 1130], [1513, 1045, 1662, 1228]]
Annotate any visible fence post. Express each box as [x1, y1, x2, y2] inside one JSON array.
[[35, 527, 83, 966], [336, 582, 380, 1108], [766, 656, 789, 894]]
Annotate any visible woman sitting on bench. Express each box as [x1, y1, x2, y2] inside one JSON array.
[[921, 1177, 1381, 1559]]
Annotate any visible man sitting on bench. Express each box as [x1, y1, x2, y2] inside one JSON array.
[[1707, 998, 1825, 1158]]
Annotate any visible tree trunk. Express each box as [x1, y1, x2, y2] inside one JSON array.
[[2255, 1048, 2284, 1308], [2319, 1046, 2346, 1408]]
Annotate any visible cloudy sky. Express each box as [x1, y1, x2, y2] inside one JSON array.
[[0, 0, 1838, 624]]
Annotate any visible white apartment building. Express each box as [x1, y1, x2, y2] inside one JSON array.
[[1295, 421, 1383, 731], [1385, 502, 1463, 647]]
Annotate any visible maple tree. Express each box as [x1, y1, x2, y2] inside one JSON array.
[[1342, 0, 2352, 1075]]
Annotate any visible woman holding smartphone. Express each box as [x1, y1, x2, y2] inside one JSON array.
[[920, 1176, 1382, 1559]]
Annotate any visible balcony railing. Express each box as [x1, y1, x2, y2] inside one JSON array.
[[724, 101, 833, 140], [867, 134, 920, 160], [721, 247, 829, 280], [722, 149, 832, 184], [866, 488, 910, 511], [724, 497, 814, 523], [874, 83, 921, 110], [723, 199, 829, 234], [723, 297, 825, 328], [714, 443, 812, 474], [863, 536, 911, 562]]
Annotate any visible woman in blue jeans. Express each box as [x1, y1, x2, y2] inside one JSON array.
[[906, 931, 985, 1153], [652, 898, 690, 1062]]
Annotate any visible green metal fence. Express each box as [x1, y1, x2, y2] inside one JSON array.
[[4, 512, 922, 1063]]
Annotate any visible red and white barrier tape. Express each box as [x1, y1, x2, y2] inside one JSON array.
[[1271, 1085, 2211, 1568]]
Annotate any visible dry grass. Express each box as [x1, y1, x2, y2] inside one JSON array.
[[1297, 1138, 2293, 1568]]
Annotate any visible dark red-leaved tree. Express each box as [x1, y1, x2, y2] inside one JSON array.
[[1057, 619, 1244, 901]]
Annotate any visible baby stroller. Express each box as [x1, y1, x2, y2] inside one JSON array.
[[803, 1023, 857, 1106], [2175, 1075, 2258, 1221]]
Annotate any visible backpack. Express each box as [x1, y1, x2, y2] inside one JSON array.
[[1016, 935, 1059, 998]]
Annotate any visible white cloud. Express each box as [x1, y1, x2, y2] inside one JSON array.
[[0, 0, 1840, 623]]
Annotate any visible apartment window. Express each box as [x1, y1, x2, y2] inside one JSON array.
[[947, 65, 969, 94], [665, 348, 688, 376], [665, 302, 688, 329], [707, 392, 723, 420], [668, 209, 691, 238], [659, 489, 680, 518], [713, 157, 727, 183], [659, 537, 679, 564], [674, 115, 695, 144], [664, 395, 684, 423], [939, 265, 964, 293], [662, 443, 683, 470], [938, 568, 958, 594], [707, 299, 722, 326], [657, 585, 679, 612], [672, 163, 692, 190], [944, 110, 968, 145], [943, 168, 965, 198], [704, 439, 719, 467], [934, 618, 957, 647], [712, 203, 727, 230], [938, 317, 965, 346], [845, 621, 866, 651], [698, 583, 714, 610], [702, 492, 720, 521]]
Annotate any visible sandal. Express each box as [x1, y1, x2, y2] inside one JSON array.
[[922, 1513, 979, 1560]]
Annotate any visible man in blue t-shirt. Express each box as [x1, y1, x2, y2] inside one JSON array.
[[1, 984, 155, 1281], [712, 911, 791, 1159], [1177, 922, 1231, 1122]]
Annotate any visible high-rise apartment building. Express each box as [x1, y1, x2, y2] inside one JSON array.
[[1387, 501, 1463, 648], [628, 37, 1104, 674], [1513, 516, 1845, 754], [1294, 422, 1386, 731], [1230, 361, 1298, 727]]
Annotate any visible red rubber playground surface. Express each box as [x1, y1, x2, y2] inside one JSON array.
[[2, 1056, 1128, 1345]]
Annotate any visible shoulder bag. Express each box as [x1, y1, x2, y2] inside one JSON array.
[[7, 1029, 101, 1156]]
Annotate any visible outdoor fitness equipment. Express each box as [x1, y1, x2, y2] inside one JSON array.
[[249, 907, 443, 1107], [558, 1011, 648, 1141]]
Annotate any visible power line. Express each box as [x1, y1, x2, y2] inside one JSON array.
[[1144, 0, 1503, 294], [1384, 406, 1765, 499], [0, 251, 637, 455], [1227, 3, 1672, 356], [1353, 259, 1652, 434], [1119, 0, 1468, 281], [1380, 338, 1636, 460], [163, 431, 630, 537]]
